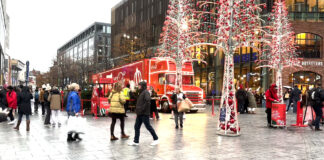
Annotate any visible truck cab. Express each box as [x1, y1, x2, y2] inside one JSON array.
[[149, 58, 205, 112]]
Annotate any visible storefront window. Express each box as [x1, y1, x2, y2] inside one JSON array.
[[296, 33, 322, 58], [290, 71, 322, 93]]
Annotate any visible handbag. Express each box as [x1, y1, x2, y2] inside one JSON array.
[[178, 101, 190, 112], [185, 98, 193, 108]]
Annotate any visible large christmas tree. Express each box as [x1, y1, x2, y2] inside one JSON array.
[[258, 0, 300, 101], [214, 0, 264, 135], [157, 0, 197, 87]]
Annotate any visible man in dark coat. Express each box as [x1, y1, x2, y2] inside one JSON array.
[[308, 83, 324, 131], [44, 87, 51, 125], [0, 85, 7, 110], [14, 86, 33, 131], [128, 81, 158, 146], [291, 85, 302, 113], [236, 85, 247, 114]]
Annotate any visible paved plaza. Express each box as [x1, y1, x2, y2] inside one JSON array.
[[0, 105, 324, 160]]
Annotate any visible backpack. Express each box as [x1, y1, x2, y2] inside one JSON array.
[[311, 88, 322, 101], [35, 92, 39, 100]]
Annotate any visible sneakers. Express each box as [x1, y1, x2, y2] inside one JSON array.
[[8, 120, 16, 125], [128, 141, 139, 146], [150, 140, 159, 146]]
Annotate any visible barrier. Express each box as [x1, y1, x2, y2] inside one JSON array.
[[205, 98, 221, 116], [291, 101, 307, 127]]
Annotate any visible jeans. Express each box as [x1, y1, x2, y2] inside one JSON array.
[[44, 105, 51, 124], [284, 100, 289, 111], [41, 102, 45, 115], [8, 108, 15, 121], [238, 103, 245, 113], [266, 108, 272, 125], [134, 115, 158, 143], [313, 104, 323, 130], [293, 100, 298, 113], [124, 101, 129, 116], [18, 113, 30, 121], [174, 110, 183, 126], [34, 100, 39, 112], [51, 110, 60, 124]]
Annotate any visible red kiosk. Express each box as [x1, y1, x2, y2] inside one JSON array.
[[91, 74, 113, 119]]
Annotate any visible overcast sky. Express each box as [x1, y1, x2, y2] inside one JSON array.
[[6, 0, 122, 72]]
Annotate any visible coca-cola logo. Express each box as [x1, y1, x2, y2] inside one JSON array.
[[114, 72, 126, 81]]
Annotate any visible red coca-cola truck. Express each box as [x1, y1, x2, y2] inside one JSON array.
[[92, 57, 205, 112]]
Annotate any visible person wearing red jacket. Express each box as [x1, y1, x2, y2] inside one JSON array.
[[7, 86, 17, 125], [265, 84, 279, 128]]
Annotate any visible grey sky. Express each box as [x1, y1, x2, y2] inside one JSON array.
[[6, 0, 122, 72]]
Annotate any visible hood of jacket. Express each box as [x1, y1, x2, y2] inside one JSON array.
[[139, 81, 147, 93], [269, 84, 277, 96]]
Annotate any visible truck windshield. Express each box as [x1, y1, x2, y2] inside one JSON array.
[[182, 75, 193, 85], [166, 74, 176, 85]]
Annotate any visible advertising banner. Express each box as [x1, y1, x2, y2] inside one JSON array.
[[271, 103, 286, 127]]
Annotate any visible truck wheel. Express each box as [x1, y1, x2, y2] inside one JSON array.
[[161, 101, 171, 113], [190, 110, 198, 113]]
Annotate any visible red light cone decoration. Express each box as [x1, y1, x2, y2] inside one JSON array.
[[257, 0, 300, 102], [214, 0, 264, 136]]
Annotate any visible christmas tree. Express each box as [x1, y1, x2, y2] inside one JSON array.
[[157, 0, 198, 87], [258, 0, 300, 101], [214, 0, 265, 135]]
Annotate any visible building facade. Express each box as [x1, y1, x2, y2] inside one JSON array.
[[57, 22, 111, 87], [10, 59, 25, 86], [111, 0, 169, 65], [0, 0, 9, 85], [111, 0, 324, 96]]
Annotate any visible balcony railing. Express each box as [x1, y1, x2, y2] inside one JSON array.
[[289, 12, 324, 22]]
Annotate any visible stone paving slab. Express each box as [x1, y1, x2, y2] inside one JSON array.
[[1, 105, 324, 160]]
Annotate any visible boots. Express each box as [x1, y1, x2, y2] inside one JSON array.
[[73, 133, 82, 141], [110, 135, 119, 141], [26, 120, 30, 131], [67, 131, 76, 142], [121, 134, 130, 139], [13, 119, 21, 130]]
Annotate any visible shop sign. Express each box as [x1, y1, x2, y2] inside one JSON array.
[[301, 61, 323, 66]]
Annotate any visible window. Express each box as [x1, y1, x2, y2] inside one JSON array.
[[126, 6, 128, 16], [151, 5, 154, 18], [159, 1, 162, 14], [182, 75, 194, 85], [158, 73, 165, 84], [166, 74, 176, 84], [78, 44, 82, 62], [141, 11, 143, 21], [141, 0, 143, 9], [132, 2, 134, 14], [107, 26, 111, 33], [121, 9, 123, 20], [286, 0, 324, 12], [83, 40, 88, 64], [89, 37, 94, 65], [73, 46, 78, 62], [296, 33, 322, 58]]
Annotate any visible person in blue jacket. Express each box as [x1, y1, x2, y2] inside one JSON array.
[[66, 83, 82, 142]]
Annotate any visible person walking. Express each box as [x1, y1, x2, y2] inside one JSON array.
[[128, 81, 158, 146], [150, 87, 160, 120], [247, 88, 257, 114], [14, 86, 33, 131], [171, 88, 186, 129], [265, 84, 279, 128], [108, 82, 129, 141], [291, 85, 302, 113], [39, 87, 45, 116], [34, 87, 40, 113], [122, 84, 130, 117], [44, 86, 51, 126], [308, 83, 324, 131], [66, 83, 82, 142], [284, 88, 291, 111], [236, 85, 247, 114], [48, 87, 61, 127], [7, 86, 17, 125], [0, 85, 7, 110]]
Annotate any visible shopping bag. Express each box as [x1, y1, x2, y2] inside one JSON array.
[[305, 106, 315, 122], [178, 101, 190, 112], [185, 98, 193, 108]]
